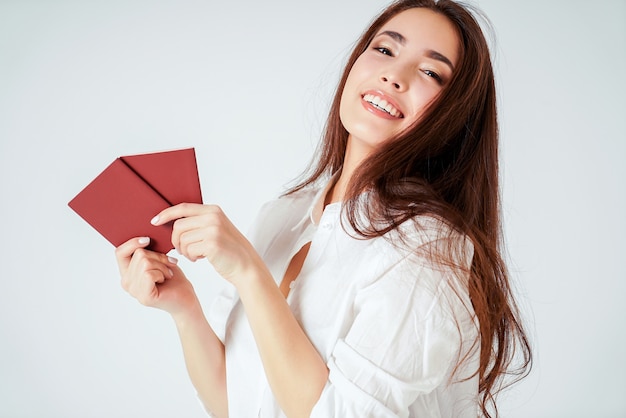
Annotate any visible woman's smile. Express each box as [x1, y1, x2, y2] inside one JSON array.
[[361, 91, 405, 119]]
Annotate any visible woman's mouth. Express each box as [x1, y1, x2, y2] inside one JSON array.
[[362, 93, 404, 119]]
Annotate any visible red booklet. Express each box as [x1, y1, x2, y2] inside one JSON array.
[[68, 148, 203, 254]]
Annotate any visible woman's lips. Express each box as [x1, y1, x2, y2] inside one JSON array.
[[361, 92, 404, 119]]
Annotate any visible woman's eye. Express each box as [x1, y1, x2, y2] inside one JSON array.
[[374, 47, 393, 56], [423, 69, 443, 84]]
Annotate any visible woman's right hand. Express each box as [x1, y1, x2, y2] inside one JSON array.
[[115, 237, 199, 318]]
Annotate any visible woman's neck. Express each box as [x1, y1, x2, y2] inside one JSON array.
[[325, 135, 371, 205]]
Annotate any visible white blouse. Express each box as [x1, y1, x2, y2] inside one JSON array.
[[206, 181, 480, 417]]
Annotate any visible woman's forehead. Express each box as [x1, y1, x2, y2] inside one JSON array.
[[376, 8, 460, 66]]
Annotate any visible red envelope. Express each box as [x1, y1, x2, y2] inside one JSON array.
[[68, 148, 203, 254]]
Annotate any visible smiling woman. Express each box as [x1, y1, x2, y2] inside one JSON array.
[[116, 1, 532, 417], [339, 8, 460, 158]]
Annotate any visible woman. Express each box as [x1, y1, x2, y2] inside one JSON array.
[[116, 0, 532, 417]]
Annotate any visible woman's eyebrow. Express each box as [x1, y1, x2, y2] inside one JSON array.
[[377, 30, 406, 45], [376, 30, 455, 72], [426, 50, 455, 72]]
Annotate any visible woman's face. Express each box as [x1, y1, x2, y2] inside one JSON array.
[[340, 8, 460, 155]]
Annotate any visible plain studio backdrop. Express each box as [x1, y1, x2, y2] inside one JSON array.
[[1, 0, 624, 417]]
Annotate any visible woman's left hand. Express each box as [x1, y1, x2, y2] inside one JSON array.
[[151, 203, 263, 285]]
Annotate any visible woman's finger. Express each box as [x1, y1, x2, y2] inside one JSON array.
[[175, 220, 221, 259], [177, 228, 214, 261], [141, 252, 176, 277], [132, 269, 163, 306], [133, 249, 178, 276], [167, 208, 224, 253], [151, 203, 219, 226], [121, 249, 178, 289], [184, 241, 209, 262], [115, 236, 151, 272], [170, 215, 207, 252]]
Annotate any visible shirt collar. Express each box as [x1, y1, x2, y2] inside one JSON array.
[[290, 171, 341, 232]]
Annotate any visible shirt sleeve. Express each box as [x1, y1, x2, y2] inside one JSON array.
[[205, 283, 237, 344], [310, 237, 477, 418]]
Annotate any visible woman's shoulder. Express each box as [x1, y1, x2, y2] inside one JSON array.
[[246, 186, 319, 243], [372, 214, 475, 278], [257, 186, 319, 219], [390, 214, 471, 249]]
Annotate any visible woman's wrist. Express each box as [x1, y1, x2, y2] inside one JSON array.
[[232, 261, 275, 301], [171, 298, 206, 330]]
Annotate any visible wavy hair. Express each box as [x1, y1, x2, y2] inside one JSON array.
[[287, 0, 532, 416]]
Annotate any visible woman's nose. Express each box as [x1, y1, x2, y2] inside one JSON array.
[[380, 68, 407, 91]]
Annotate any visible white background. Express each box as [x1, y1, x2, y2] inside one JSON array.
[[1, 1, 624, 417]]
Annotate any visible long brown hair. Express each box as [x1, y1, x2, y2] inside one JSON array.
[[287, 0, 532, 416]]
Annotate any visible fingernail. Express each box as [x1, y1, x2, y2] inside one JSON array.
[[168, 256, 178, 264], [168, 268, 174, 277], [150, 215, 160, 225], [138, 237, 150, 245]]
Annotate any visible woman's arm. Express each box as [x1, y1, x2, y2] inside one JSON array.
[[153, 204, 329, 418], [172, 300, 228, 418], [236, 266, 329, 418], [115, 238, 228, 418]]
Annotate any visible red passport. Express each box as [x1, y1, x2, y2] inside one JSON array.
[[68, 148, 203, 254]]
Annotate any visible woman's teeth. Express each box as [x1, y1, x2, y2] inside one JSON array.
[[363, 94, 403, 118]]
